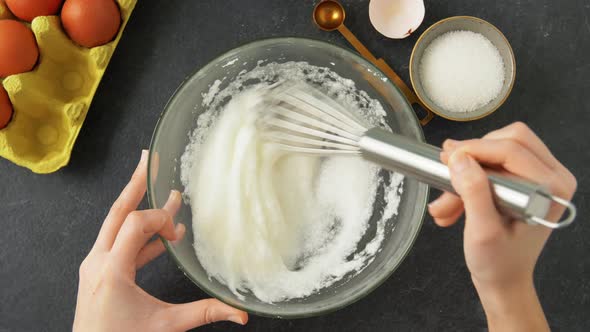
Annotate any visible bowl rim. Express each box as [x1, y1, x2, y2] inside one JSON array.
[[409, 15, 517, 121], [147, 36, 429, 319]]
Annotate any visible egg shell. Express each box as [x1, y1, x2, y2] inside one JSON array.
[[4, 0, 63, 22], [0, 20, 40, 78], [0, 0, 137, 173], [369, 0, 425, 39], [0, 85, 13, 129], [61, 0, 122, 48]]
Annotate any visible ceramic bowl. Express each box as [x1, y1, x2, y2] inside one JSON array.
[[409, 16, 516, 121]]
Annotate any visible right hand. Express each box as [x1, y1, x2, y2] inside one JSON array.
[[428, 122, 577, 330]]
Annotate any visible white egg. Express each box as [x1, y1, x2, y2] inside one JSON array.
[[369, 0, 425, 39]]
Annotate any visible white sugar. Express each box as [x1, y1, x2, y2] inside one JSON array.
[[201, 79, 223, 107], [419, 30, 505, 113]]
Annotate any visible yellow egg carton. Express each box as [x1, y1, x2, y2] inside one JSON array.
[[0, 0, 137, 173]]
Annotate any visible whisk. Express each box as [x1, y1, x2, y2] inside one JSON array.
[[260, 82, 576, 229]]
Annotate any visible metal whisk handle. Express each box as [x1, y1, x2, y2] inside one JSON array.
[[359, 128, 576, 229]]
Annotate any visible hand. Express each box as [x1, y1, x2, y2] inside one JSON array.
[[73, 150, 248, 332], [428, 122, 576, 331]]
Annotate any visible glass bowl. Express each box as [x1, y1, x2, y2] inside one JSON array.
[[148, 37, 428, 318]]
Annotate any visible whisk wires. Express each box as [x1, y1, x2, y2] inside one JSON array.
[[261, 82, 370, 154]]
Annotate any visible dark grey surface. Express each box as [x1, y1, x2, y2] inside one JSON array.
[[1, 0, 588, 331]]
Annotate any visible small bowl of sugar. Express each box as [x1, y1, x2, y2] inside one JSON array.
[[409, 16, 515, 121]]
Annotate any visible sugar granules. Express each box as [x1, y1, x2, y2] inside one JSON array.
[[419, 30, 505, 113]]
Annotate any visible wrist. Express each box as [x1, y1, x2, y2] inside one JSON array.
[[472, 276, 549, 332], [473, 275, 534, 309], [472, 273, 533, 296]]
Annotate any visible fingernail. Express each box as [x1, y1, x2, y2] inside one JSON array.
[[443, 139, 458, 150], [440, 151, 449, 162], [449, 150, 471, 173], [428, 199, 441, 210], [140, 149, 148, 163], [168, 190, 177, 200], [174, 223, 184, 234], [227, 315, 245, 325], [168, 190, 182, 206], [172, 190, 181, 199], [172, 223, 185, 243]]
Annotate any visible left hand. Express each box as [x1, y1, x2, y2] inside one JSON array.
[[73, 150, 248, 332]]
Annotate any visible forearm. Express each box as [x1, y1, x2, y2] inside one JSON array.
[[473, 277, 550, 332]]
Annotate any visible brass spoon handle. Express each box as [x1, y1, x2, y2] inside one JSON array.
[[337, 25, 378, 63], [374, 59, 434, 125]]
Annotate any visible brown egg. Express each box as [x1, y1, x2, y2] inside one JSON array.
[[0, 20, 39, 78], [0, 85, 13, 129], [5, 0, 64, 22], [61, 0, 121, 48]]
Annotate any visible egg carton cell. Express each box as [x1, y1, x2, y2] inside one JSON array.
[[0, 0, 137, 173]]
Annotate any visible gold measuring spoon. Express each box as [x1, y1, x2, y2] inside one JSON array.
[[313, 0, 434, 125]]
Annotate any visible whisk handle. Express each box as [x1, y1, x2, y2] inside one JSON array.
[[359, 128, 576, 229]]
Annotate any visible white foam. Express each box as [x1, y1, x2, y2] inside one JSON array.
[[180, 61, 404, 303]]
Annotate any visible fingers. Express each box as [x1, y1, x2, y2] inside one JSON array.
[[441, 138, 553, 183], [149, 151, 160, 185], [443, 122, 559, 170], [162, 190, 182, 217], [428, 192, 464, 227], [111, 209, 175, 268], [482, 122, 561, 170], [164, 298, 248, 330], [448, 150, 505, 235], [95, 150, 149, 250], [111, 191, 181, 268], [136, 224, 186, 269], [484, 123, 577, 198]]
